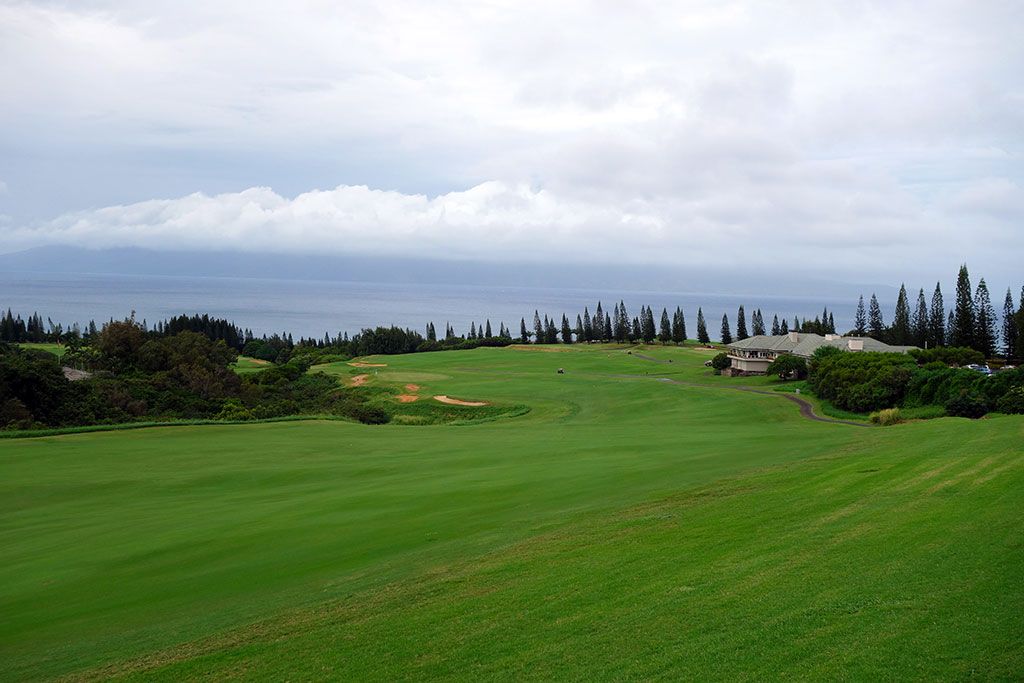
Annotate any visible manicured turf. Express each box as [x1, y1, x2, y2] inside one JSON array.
[[1, 345, 1021, 680], [230, 355, 272, 373], [14, 342, 66, 359]]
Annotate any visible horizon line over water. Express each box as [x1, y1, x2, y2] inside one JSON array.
[[3, 271, 874, 340]]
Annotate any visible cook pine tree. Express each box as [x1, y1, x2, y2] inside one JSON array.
[[951, 264, 975, 349], [1003, 288, 1018, 358], [696, 308, 709, 344], [720, 314, 732, 344], [973, 278, 997, 358], [736, 306, 748, 340], [928, 283, 946, 347], [891, 284, 912, 345], [912, 289, 928, 347], [854, 296, 867, 335], [868, 294, 885, 340]]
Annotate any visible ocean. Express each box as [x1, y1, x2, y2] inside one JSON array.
[[1, 271, 863, 340]]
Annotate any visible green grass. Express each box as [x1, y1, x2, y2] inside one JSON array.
[[15, 342, 66, 359], [230, 355, 272, 374], [1, 344, 1021, 680]]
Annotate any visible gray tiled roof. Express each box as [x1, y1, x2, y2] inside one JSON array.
[[727, 333, 917, 358]]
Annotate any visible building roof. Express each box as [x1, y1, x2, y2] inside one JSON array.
[[727, 332, 917, 358]]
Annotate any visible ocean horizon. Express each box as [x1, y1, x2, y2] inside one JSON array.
[[2, 270, 866, 340]]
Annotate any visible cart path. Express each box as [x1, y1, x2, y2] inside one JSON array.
[[651, 377, 872, 427]]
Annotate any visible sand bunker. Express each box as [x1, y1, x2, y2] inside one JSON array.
[[433, 395, 488, 407], [351, 374, 369, 386], [348, 362, 388, 368]]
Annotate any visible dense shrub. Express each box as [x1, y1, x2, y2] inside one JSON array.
[[996, 387, 1024, 414], [808, 350, 917, 413], [908, 346, 985, 367], [904, 366, 1024, 411], [710, 352, 731, 374], [945, 392, 989, 419], [870, 407, 903, 426], [766, 354, 807, 380]]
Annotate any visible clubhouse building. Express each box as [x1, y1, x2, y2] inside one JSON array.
[[725, 331, 917, 376]]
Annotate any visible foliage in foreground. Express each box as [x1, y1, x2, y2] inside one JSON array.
[[807, 346, 1024, 416]]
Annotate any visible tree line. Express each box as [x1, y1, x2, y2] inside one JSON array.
[[852, 264, 1023, 359]]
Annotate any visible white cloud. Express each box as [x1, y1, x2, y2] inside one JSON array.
[[0, 1, 1021, 282]]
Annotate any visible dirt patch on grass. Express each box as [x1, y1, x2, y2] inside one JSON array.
[[396, 394, 420, 403], [351, 374, 370, 387], [348, 362, 388, 368], [433, 395, 488, 407], [405, 384, 420, 392]]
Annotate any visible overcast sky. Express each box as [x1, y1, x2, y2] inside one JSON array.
[[1, 1, 1021, 284]]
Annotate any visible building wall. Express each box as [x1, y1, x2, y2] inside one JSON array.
[[730, 356, 771, 373]]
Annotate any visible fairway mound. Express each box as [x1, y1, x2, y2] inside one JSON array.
[[433, 395, 489, 407], [351, 374, 370, 386], [349, 362, 388, 368]]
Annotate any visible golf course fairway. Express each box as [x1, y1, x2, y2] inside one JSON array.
[[2, 345, 1021, 680]]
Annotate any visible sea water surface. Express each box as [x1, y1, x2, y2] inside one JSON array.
[[1, 271, 859, 339]]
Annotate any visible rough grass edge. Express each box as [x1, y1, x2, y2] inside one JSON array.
[[0, 415, 360, 440]]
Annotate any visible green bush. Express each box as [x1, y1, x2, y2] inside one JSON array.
[[996, 387, 1024, 414], [710, 352, 731, 374], [908, 346, 985, 367], [945, 392, 989, 419], [869, 407, 903, 426], [808, 350, 916, 413], [766, 354, 807, 380]]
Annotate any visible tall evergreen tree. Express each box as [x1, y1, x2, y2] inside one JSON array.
[[641, 306, 656, 343], [928, 282, 946, 347], [696, 308, 709, 344], [485, 320, 492, 338], [720, 314, 732, 344], [575, 314, 584, 341], [911, 289, 928, 347], [868, 294, 885, 340], [672, 307, 686, 343], [583, 307, 593, 342], [780, 318, 789, 334], [428, 322, 437, 342], [632, 316, 642, 341], [1017, 286, 1024, 359], [736, 306, 748, 340], [561, 314, 572, 344], [854, 296, 867, 335], [974, 278, 997, 358], [951, 264, 975, 349], [771, 314, 780, 335], [891, 284, 912, 345], [658, 308, 671, 343], [1002, 288, 1017, 358], [605, 312, 612, 340], [752, 309, 765, 336], [520, 318, 529, 343], [593, 302, 605, 341], [469, 321, 477, 339], [617, 300, 630, 342], [533, 311, 543, 344]]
